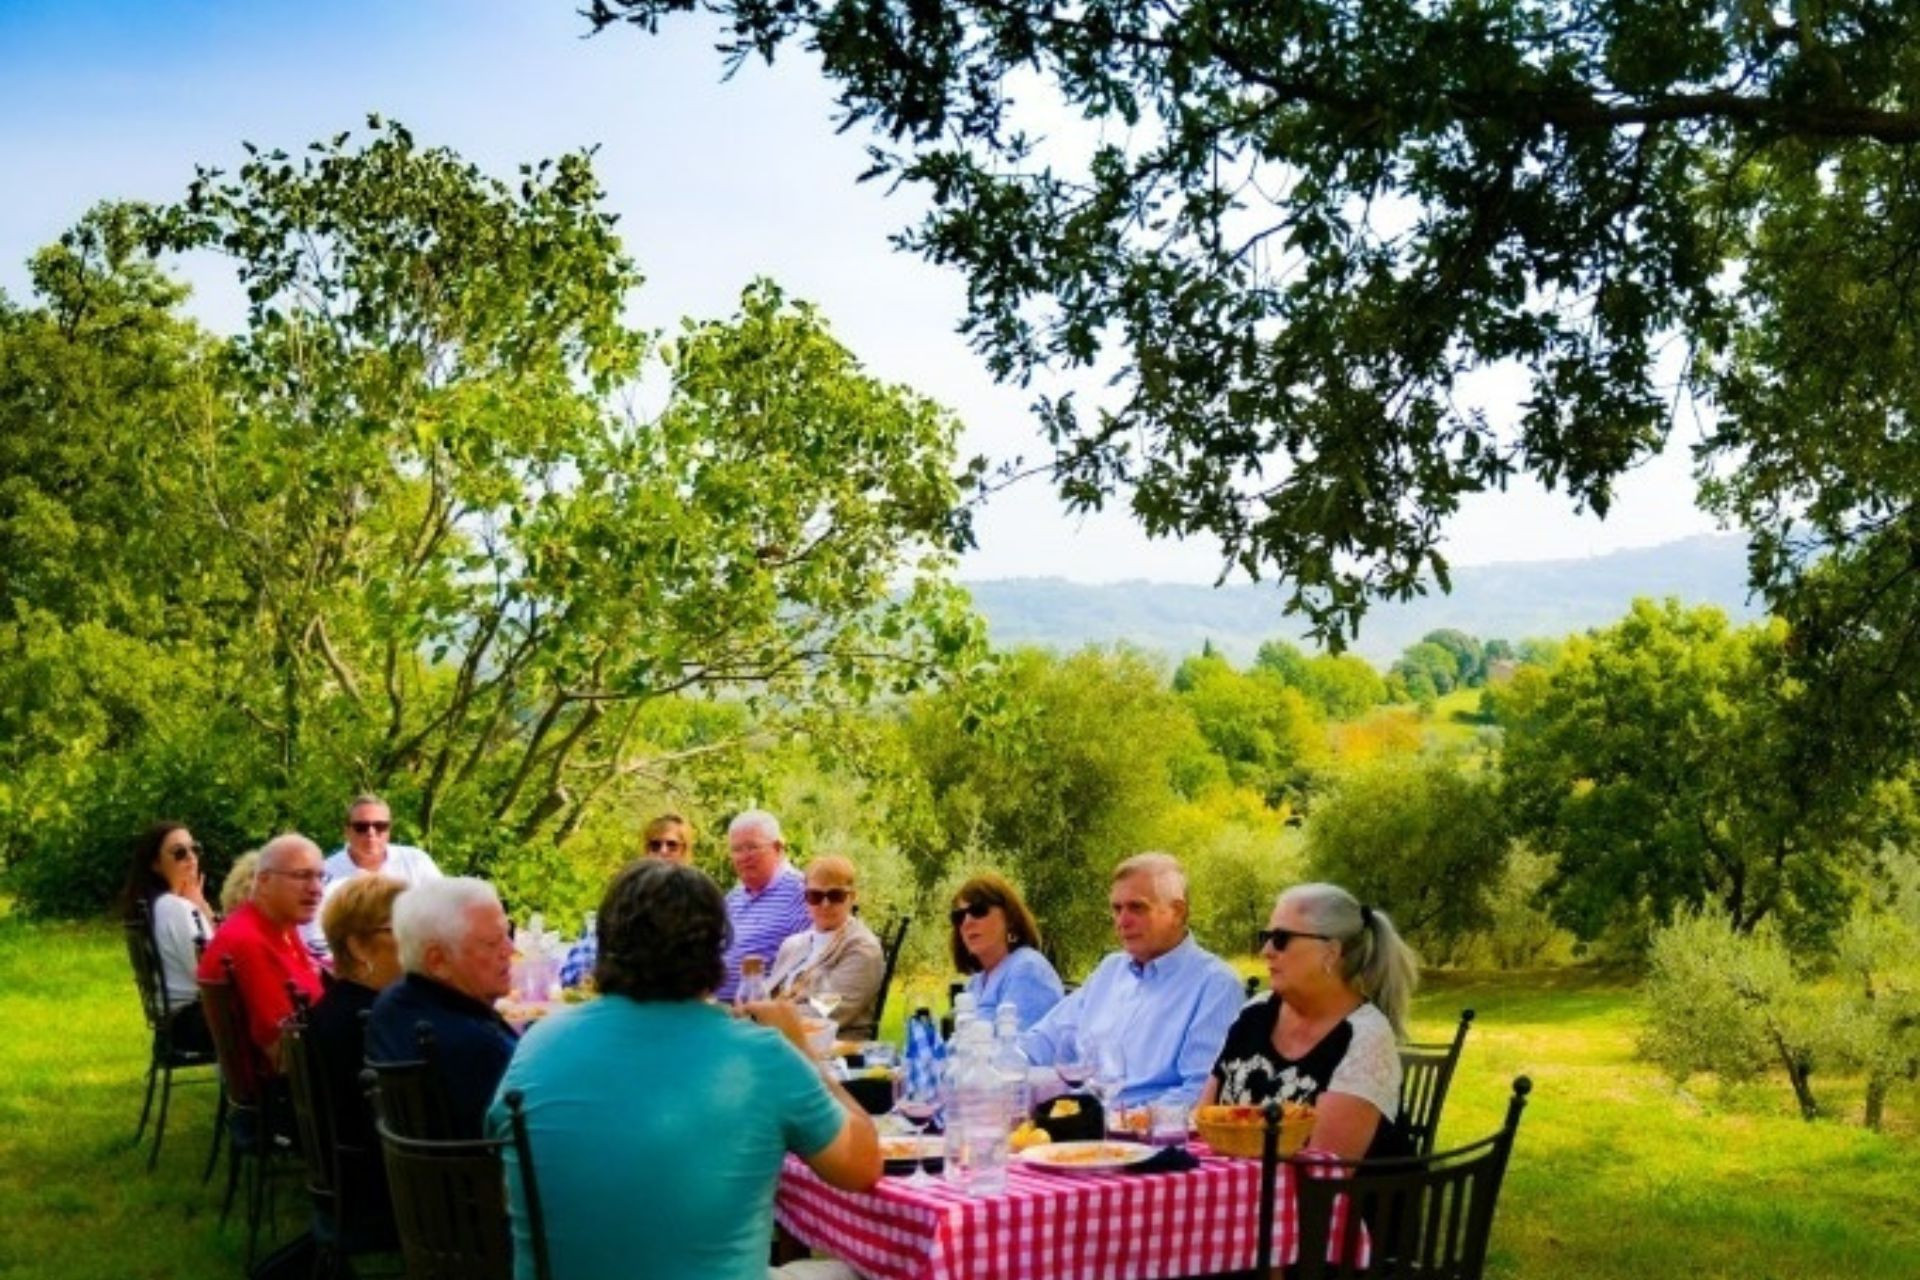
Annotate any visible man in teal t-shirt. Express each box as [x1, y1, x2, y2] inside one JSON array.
[[488, 859, 880, 1280]]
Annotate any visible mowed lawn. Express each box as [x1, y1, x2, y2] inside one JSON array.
[[3, 919, 1919, 1280]]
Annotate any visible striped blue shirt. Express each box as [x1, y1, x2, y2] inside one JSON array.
[[715, 862, 810, 1001]]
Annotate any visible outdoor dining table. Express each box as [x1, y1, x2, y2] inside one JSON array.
[[775, 1143, 1363, 1280]]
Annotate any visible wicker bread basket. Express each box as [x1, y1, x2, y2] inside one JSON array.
[[1193, 1103, 1315, 1158]]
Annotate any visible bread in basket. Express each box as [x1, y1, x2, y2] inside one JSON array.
[[1193, 1100, 1315, 1158]]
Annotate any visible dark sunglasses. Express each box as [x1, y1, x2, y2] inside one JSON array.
[[349, 820, 392, 835], [646, 838, 684, 852], [1257, 927, 1334, 952], [804, 887, 852, 906], [166, 842, 203, 862], [949, 901, 994, 927]]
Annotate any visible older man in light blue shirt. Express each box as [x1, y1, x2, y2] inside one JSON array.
[[1022, 852, 1245, 1110]]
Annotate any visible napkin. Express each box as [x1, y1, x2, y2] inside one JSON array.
[[1126, 1144, 1201, 1175]]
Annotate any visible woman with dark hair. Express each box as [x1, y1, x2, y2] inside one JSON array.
[[950, 873, 1064, 1031], [121, 821, 218, 1053], [1202, 882, 1421, 1161], [490, 860, 880, 1280]]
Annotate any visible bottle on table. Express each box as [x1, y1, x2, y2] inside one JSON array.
[[736, 954, 770, 1006], [946, 1020, 1010, 1196], [992, 1001, 1032, 1127]]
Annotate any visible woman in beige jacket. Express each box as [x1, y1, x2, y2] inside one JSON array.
[[768, 855, 886, 1041]]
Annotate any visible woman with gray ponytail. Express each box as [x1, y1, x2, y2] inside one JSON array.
[[1200, 882, 1421, 1160]]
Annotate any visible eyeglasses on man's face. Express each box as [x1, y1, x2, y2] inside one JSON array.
[[805, 887, 852, 906], [349, 820, 391, 835], [263, 868, 327, 885], [1256, 927, 1333, 953], [949, 901, 993, 927]]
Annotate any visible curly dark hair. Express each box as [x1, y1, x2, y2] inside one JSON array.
[[949, 872, 1046, 975], [594, 859, 730, 1001]]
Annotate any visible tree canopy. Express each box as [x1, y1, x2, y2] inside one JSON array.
[[0, 122, 984, 910], [585, 3, 1920, 760]]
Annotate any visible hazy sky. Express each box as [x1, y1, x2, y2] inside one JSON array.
[[0, 0, 1724, 583]]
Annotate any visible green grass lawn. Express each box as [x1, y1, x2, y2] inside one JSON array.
[[4, 919, 1918, 1279]]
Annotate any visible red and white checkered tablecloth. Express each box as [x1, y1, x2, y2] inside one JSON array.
[[775, 1144, 1364, 1280]]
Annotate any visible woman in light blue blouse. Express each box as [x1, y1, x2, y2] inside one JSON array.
[[951, 873, 1064, 1030]]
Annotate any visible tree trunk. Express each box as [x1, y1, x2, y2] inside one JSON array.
[[1865, 1075, 1887, 1132]]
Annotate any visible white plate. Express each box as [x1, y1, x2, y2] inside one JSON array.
[[1015, 1140, 1159, 1173], [879, 1135, 945, 1163]]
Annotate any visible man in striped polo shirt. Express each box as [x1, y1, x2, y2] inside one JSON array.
[[715, 809, 810, 1002]]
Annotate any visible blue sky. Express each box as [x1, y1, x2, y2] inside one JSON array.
[[0, 0, 1721, 583]]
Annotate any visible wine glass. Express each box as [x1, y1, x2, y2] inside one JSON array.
[[1091, 1040, 1133, 1139], [892, 1067, 941, 1186], [807, 985, 843, 1022], [1055, 1032, 1095, 1091]]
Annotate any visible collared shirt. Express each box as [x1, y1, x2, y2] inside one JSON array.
[[300, 844, 442, 962], [715, 862, 810, 1002], [1020, 933, 1245, 1109], [367, 972, 519, 1139], [965, 944, 1065, 1031], [196, 901, 324, 1081]]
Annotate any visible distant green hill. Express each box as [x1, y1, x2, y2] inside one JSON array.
[[962, 534, 1759, 665]]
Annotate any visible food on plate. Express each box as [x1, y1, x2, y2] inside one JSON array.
[[1033, 1143, 1139, 1165], [1010, 1120, 1052, 1152], [880, 1135, 939, 1161]]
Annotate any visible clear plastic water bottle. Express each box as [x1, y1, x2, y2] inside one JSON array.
[[948, 1021, 1010, 1196], [993, 1001, 1032, 1128], [736, 954, 770, 1006], [950, 990, 979, 1038]]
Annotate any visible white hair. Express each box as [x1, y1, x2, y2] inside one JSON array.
[[392, 877, 501, 974], [727, 809, 784, 844], [1113, 851, 1188, 905], [256, 833, 321, 875]]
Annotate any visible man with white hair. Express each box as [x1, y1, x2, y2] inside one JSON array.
[[366, 877, 519, 1136], [1020, 852, 1244, 1110], [714, 809, 811, 1002]]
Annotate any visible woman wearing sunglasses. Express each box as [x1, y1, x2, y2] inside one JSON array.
[[121, 821, 220, 1053], [1201, 882, 1419, 1160], [767, 855, 885, 1040], [950, 873, 1063, 1031]]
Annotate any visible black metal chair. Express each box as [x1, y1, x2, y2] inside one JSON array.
[[371, 1086, 552, 1280], [870, 915, 912, 1031], [1245, 974, 1265, 999], [198, 959, 295, 1270], [364, 1023, 460, 1140], [1286, 1076, 1533, 1279], [281, 998, 397, 1278], [1399, 1009, 1475, 1158], [123, 917, 224, 1175]]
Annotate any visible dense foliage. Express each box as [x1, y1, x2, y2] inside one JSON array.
[[0, 123, 983, 912]]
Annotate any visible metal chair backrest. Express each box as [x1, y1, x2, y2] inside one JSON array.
[[373, 1087, 550, 1280], [871, 915, 912, 1030], [123, 917, 170, 1033], [279, 1006, 338, 1204], [366, 1023, 459, 1140], [198, 956, 267, 1107], [1399, 1008, 1475, 1157], [1288, 1076, 1533, 1280]]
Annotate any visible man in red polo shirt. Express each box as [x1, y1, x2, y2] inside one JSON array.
[[198, 832, 327, 1075]]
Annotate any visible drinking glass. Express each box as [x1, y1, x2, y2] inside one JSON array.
[[807, 985, 843, 1021], [1091, 1040, 1133, 1138], [892, 1068, 940, 1186], [1055, 1032, 1095, 1091]]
